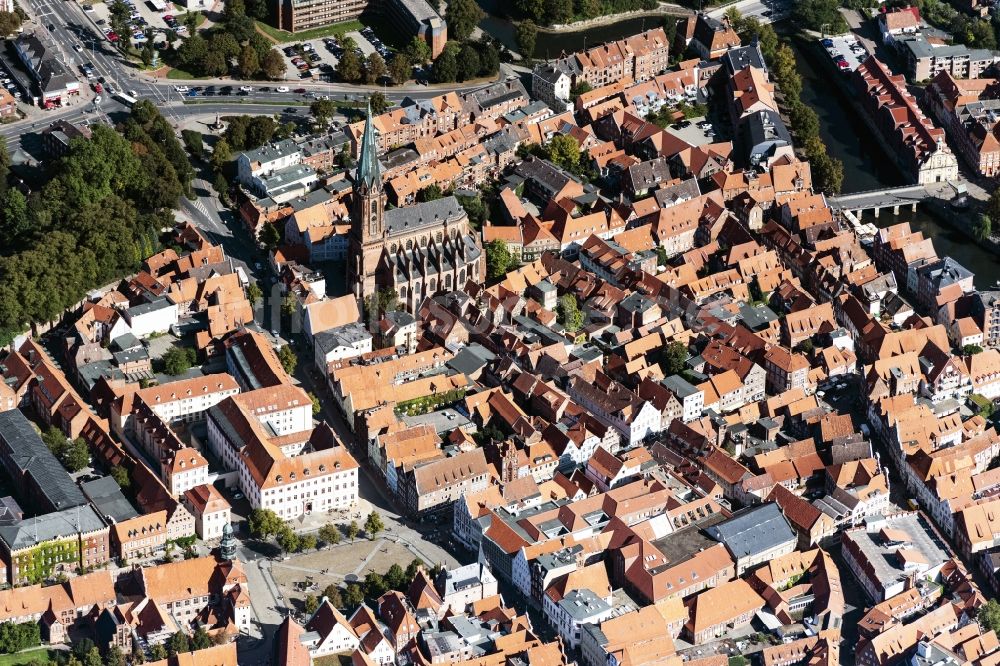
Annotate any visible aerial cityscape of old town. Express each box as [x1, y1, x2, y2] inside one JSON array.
[[9, 0, 1000, 664]]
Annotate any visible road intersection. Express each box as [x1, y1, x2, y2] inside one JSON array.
[[7, 0, 517, 152]]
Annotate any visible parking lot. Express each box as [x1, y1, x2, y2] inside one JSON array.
[[277, 26, 393, 83], [279, 38, 338, 83], [83, 0, 191, 50], [821, 34, 869, 73], [0, 51, 30, 106], [666, 116, 719, 146]]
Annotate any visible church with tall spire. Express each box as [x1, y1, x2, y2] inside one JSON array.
[[347, 101, 483, 311]]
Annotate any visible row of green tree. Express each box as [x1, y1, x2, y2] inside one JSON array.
[[65, 629, 222, 665], [335, 33, 503, 86], [302, 558, 439, 616], [0, 101, 192, 340], [728, 13, 844, 194], [0, 621, 39, 655], [169, 0, 285, 79], [249, 509, 386, 551], [509, 0, 659, 27]]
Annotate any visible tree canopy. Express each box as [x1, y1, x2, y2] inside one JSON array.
[[980, 599, 1000, 634], [364, 511, 385, 539], [171, 0, 285, 79], [248, 508, 284, 539], [0, 103, 190, 338], [513, 0, 657, 26], [515, 20, 537, 60], [486, 239, 516, 280], [791, 0, 849, 34], [446, 0, 485, 41], [557, 294, 583, 332]]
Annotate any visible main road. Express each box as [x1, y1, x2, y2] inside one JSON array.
[[9, 0, 519, 149]]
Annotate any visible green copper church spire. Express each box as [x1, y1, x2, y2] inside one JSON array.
[[356, 99, 382, 191]]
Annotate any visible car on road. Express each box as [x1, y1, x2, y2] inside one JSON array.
[[220, 86, 233, 94], [293, 87, 306, 93], [232, 491, 244, 500], [94, 95, 102, 104], [74, 44, 83, 52], [93, 82, 102, 93], [188, 89, 198, 97], [239, 85, 253, 93], [106, 31, 118, 42], [83, 3, 94, 10], [276, 86, 290, 93], [762, 9, 772, 16], [174, 85, 189, 93]]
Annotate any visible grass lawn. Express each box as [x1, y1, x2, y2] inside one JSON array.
[[0, 648, 61, 665], [314, 656, 350, 666], [166, 67, 208, 80], [255, 19, 363, 44], [176, 12, 207, 29]]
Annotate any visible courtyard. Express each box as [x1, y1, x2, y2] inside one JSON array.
[[270, 536, 422, 614]]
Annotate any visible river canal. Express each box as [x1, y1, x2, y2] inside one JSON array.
[[475, 0, 672, 58], [788, 36, 999, 287]]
